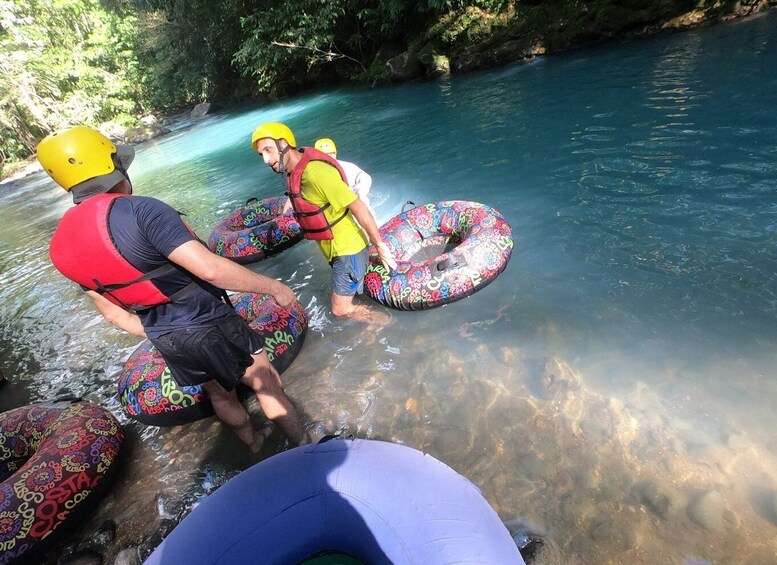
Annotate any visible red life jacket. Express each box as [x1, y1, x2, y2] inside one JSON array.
[[286, 147, 350, 241], [49, 193, 193, 311]]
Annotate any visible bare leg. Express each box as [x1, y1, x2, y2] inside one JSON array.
[[240, 350, 305, 445], [331, 292, 391, 325], [200, 379, 265, 452]]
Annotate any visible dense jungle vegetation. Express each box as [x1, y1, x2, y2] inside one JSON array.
[[0, 0, 771, 172]]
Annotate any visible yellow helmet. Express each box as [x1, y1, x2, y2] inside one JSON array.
[[37, 126, 120, 191], [251, 122, 296, 150], [314, 138, 337, 156]]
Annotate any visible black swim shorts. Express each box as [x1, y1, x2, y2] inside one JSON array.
[[150, 315, 265, 391]]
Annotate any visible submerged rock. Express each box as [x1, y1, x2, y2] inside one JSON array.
[[123, 124, 171, 144], [632, 480, 676, 519], [689, 490, 726, 532], [113, 547, 141, 565]]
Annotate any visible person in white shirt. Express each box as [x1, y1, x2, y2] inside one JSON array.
[[314, 138, 373, 213]]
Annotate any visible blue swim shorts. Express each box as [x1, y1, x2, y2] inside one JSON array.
[[330, 247, 369, 297]]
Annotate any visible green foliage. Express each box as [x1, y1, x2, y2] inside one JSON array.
[[233, 0, 452, 95], [0, 0, 759, 170], [233, 0, 346, 95], [131, 0, 252, 109], [354, 0, 407, 36], [424, 0, 510, 13], [0, 0, 141, 160]]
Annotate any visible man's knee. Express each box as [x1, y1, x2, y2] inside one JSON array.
[[201, 379, 229, 398], [242, 357, 280, 391]]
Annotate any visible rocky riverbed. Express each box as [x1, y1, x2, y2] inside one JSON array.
[[38, 339, 777, 564]]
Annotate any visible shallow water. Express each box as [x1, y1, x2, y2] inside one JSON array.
[[2, 11, 777, 564]]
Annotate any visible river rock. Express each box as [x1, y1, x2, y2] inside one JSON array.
[[386, 51, 425, 82], [631, 480, 677, 518], [689, 490, 725, 531], [123, 124, 171, 144], [417, 45, 450, 77], [190, 102, 212, 119], [452, 40, 541, 73], [589, 517, 637, 550], [88, 520, 116, 550], [114, 547, 141, 565]]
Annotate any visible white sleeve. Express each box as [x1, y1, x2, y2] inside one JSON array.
[[340, 160, 372, 195]]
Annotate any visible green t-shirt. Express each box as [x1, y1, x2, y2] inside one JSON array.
[[300, 160, 368, 262]]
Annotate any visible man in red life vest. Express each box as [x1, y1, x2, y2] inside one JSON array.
[[37, 126, 306, 451], [251, 122, 396, 326]]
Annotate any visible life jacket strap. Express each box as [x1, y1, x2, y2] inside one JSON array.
[[92, 264, 203, 313], [299, 208, 349, 234]]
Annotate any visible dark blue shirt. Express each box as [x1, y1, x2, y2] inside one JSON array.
[[108, 196, 234, 339]]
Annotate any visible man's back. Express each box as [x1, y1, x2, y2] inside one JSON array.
[[108, 196, 233, 337]]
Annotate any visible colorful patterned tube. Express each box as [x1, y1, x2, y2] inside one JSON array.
[[207, 197, 303, 264], [117, 293, 308, 427], [364, 201, 514, 310], [0, 400, 124, 565]]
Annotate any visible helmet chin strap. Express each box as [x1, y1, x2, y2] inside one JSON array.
[[275, 139, 289, 175], [112, 155, 133, 194], [274, 139, 291, 199]]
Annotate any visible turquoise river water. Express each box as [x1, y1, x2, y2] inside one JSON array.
[[1, 11, 776, 564]]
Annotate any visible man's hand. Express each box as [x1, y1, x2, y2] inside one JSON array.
[[86, 291, 147, 338], [375, 241, 397, 272], [348, 199, 394, 271], [272, 283, 296, 308]]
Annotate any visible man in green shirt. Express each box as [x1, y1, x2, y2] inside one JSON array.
[[252, 122, 395, 326]]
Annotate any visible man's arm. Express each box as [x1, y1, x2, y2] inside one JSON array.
[[86, 290, 147, 338], [167, 240, 296, 306], [348, 198, 397, 271]]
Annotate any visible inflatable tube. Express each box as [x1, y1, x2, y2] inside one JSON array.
[[145, 438, 524, 565], [0, 400, 123, 565], [364, 201, 513, 310], [117, 293, 307, 427], [207, 196, 302, 264]]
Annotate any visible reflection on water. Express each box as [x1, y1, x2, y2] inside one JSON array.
[[2, 11, 777, 564]]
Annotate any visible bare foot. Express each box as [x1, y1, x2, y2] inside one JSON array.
[[249, 427, 272, 454], [347, 304, 392, 327]]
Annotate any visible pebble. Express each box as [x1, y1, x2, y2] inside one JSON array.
[[590, 517, 638, 550], [114, 547, 141, 565], [632, 480, 677, 519], [689, 490, 725, 531], [89, 520, 116, 550]]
